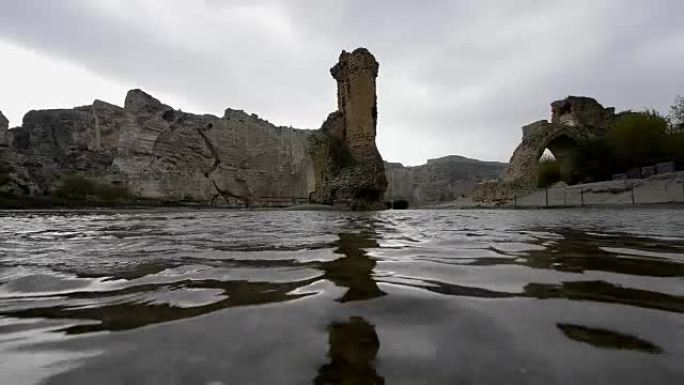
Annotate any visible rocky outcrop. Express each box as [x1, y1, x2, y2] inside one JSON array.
[[0, 48, 388, 209], [308, 48, 387, 209], [385, 156, 506, 205], [4, 92, 315, 205]]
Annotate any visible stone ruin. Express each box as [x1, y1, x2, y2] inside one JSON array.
[[474, 96, 618, 202], [0, 48, 387, 209], [308, 48, 387, 209]]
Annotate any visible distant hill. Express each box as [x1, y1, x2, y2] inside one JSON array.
[[385, 155, 507, 205]]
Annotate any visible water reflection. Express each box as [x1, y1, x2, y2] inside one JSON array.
[[4, 278, 318, 334], [320, 233, 386, 302], [557, 323, 663, 354], [460, 230, 684, 278], [0, 231, 387, 333], [382, 277, 684, 314], [1, 210, 683, 384], [524, 280, 684, 314], [314, 316, 384, 385], [515, 230, 684, 278]]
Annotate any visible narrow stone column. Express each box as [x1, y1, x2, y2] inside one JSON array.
[[330, 48, 379, 163]]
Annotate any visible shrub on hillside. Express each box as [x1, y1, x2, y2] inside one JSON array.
[[55, 175, 96, 199], [55, 175, 131, 202]]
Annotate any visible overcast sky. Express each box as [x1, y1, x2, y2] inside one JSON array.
[[1, 0, 683, 165]]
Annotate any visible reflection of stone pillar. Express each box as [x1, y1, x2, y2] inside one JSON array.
[[330, 49, 379, 163], [322, 232, 386, 302], [314, 316, 384, 385]]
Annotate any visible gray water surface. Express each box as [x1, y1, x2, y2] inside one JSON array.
[[0, 208, 683, 384]]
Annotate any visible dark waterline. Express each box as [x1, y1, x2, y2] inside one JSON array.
[[0, 208, 683, 384]]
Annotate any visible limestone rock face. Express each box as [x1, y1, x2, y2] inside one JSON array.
[[111, 89, 316, 206], [385, 156, 506, 205], [1, 49, 388, 209], [309, 48, 387, 208], [2, 90, 316, 206]]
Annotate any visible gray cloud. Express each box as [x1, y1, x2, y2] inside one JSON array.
[[1, 0, 683, 164]]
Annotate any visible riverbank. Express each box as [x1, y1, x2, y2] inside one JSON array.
[[4, 171, 684, 211], [0, 193, 370, 212], [425, 172, 684, 209]]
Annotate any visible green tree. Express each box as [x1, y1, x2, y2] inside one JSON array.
[[55, 174, 131, 202], [669, 95, 684, 133], [606, 111, 668, 170]]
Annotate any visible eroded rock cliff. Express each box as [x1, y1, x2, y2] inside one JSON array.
[[3, 92, 314, 206], [0, 48, 388, 209], [385, 156, 506, 205]]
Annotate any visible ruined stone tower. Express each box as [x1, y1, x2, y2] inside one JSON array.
[[308, 48, 388, 209], [330, 48, 380, 163]]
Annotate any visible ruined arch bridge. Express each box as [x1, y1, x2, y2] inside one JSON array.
[[475, 96, 619, 202]]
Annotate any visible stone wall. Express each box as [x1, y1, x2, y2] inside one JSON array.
[[509, 172, 684, 208]]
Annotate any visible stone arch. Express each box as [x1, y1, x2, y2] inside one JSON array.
[[502, 121, 586, 187], [500, 96, 617, 188]]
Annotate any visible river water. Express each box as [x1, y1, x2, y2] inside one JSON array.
[[0, 208, 682, 384]]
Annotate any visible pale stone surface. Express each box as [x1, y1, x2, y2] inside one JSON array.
[[5, 90, 317, 206], [109, 89, 316, 206], [385, 156, 506, 205]]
